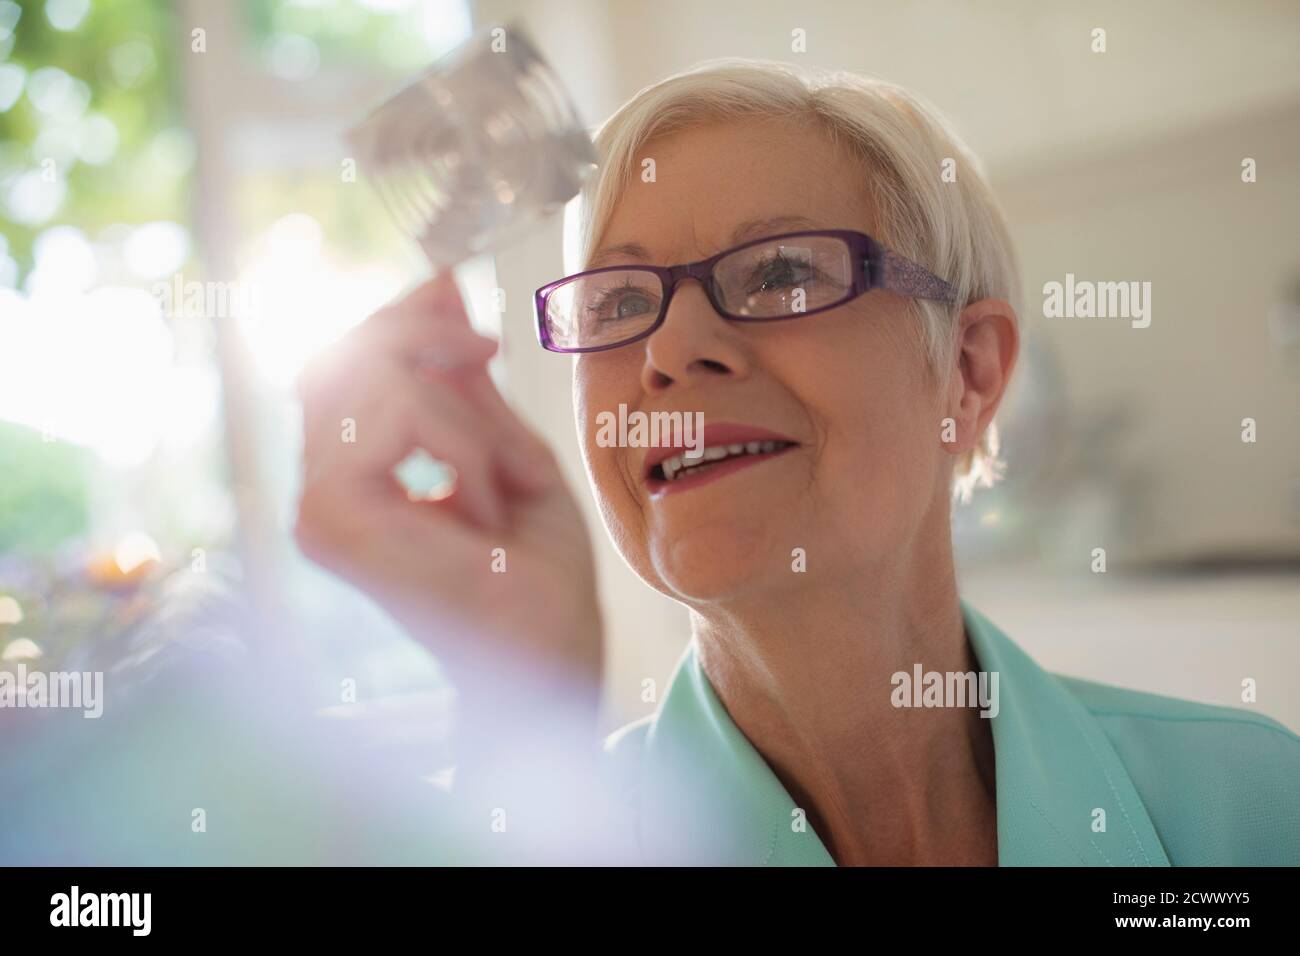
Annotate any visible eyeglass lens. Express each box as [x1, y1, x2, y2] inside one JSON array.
[[544, 234, 857, 350]]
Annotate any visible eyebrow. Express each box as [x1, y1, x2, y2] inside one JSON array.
[[585, 215, 824, 269]]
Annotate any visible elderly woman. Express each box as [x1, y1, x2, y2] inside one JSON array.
[[295, 60, 1299, 866]]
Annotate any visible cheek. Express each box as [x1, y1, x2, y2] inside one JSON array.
[[572, 356, 650, 555], [811, 323, 943, 534], [571, 362, 599, 470], [573, 359, 621, 491]]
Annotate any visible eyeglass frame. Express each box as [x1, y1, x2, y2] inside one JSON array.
[[533, 228, 958, 354]]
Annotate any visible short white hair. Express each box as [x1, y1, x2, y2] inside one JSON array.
[[570, 57, 1022, 502]]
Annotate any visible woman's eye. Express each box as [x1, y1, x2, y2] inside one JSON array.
[[754, 256, 813, 291], [589, 290, 655, 321]]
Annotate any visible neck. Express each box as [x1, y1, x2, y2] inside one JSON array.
[[689, 506, 998, 865]]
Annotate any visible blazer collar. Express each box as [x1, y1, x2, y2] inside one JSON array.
[[636, 601, 1170, 866]]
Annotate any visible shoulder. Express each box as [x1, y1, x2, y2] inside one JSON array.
[[602, 713, 655, 788], [1056, 674, 1300, 865], [591, 715, 656, 863]]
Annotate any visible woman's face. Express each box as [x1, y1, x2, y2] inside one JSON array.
[[573, 117, 954, 606]]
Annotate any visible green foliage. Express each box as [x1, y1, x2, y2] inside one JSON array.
[[0, 0, 186, 282], [240, 0, 456, 73], [0, 419, 91, 554]]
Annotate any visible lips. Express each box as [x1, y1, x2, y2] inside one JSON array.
[[641, 422, 800, 495]]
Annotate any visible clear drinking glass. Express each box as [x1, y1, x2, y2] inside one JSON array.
[[346, 21, 598, 268], [346, 23, 596, 502]]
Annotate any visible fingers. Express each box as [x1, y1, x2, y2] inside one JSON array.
[[374, 272, 562, 494], [452, 368, 560, 494], [299, 326, 499, 422], [299, 268, 559, 530], [297, 273, 495, 411], [401, 384, 504, 532], [305, 362, 504, 524], [362, 271, 479, 359], [297, 472, 480, 613], [297, 371, 498, 591]]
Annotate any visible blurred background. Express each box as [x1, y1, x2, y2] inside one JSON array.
[[1, 0, 1297, 768]]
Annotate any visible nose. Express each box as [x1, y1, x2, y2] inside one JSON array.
[[640, 278, 750, 394]]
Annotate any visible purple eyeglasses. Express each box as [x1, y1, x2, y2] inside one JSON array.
[[534, 229, 957, 353]]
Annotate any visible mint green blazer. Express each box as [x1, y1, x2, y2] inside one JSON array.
[[602, 602, 1300, 865]]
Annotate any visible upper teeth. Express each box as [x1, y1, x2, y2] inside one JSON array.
[[659, 441, 786, 481]]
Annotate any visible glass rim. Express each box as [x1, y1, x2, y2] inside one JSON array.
[[534, 228, 956, 353]]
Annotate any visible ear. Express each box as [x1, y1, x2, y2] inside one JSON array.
[[942, 298, 1019, 460]]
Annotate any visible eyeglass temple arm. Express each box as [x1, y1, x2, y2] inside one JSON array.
[[874, 249, 959, 305]]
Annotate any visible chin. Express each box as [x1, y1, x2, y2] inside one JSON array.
[[649, 518, 788, 604]]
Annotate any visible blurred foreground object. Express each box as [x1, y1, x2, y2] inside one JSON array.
[[346, 20, 597, 269]]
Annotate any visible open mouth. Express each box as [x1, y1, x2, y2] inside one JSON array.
[[649, 440, 798, 483], [641, 426, 801, 497]]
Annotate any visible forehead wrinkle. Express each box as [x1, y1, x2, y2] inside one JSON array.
[[586, 241, 651, 269], [586, 117, 874, 270], [586, 213, 829, 270], [727, 214, 823, 245]]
